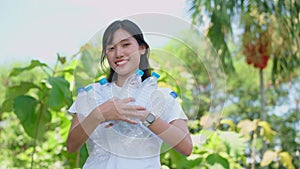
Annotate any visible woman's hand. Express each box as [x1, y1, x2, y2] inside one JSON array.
[[91, 97, 148, 125]]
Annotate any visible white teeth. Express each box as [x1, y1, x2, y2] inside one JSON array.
[[116, 60, 128, 65]]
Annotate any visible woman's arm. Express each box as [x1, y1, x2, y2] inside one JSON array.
[[66, 97, 146, 153], [148, 118, 193, 156], [66, 111, 105, 153]]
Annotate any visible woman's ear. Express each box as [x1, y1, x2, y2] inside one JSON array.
[[139, 44, 146, 55]]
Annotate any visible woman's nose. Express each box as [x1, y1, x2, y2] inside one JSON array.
[[116, 46, 124, 58]]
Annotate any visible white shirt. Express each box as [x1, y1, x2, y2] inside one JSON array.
[[68, 81, 187, 169]]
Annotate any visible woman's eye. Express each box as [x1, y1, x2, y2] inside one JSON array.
[[108, 47, 114, 51], [123, 43, 130, 47]]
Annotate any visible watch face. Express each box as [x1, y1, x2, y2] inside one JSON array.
[[146, 113, 156, 124]]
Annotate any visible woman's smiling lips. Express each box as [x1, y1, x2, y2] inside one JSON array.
[[115, 59, 129, 66]]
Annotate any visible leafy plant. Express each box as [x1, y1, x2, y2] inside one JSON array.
[[0, 56, 88, 168]]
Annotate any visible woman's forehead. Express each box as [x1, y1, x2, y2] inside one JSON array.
[[110, 29, 133, 45]]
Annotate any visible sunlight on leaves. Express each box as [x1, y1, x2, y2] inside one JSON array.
[[220, 119, 236, 131], [237, 119, 258, 140], [258, 121, 276, 142], [260, 150, 277, 167], [200, 115, 220, 129], [219, 131, 246, 158], [280, 152, 296, 169]]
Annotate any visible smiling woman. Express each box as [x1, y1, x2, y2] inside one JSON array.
[[105, 31, 145, 85], [66, 19, 193, 169], [101, 20, 149, 87]]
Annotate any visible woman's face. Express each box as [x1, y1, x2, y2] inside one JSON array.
[[106, 28, 145, 79]]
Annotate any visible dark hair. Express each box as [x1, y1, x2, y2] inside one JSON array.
[[100, 20, 151, 82]]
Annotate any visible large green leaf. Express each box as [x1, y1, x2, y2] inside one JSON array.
[[6, 82, 38, 99], [48, 77, 71, 110], [9, 60, 48, 77], [2, 82, 38, 112], [206, 153, 229, 169], [13, 95, 51, 139]]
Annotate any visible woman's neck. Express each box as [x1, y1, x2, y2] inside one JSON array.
[[115, 78, 125, 87], [115, 74, 131, 87], [114, 69, 138, 87]]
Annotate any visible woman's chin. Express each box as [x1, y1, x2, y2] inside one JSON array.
[[115, 67, 137, 77], [115, 67, 130, 75]]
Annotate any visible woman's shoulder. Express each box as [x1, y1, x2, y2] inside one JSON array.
[[157, 87, 172, 93], [157, 87, 178, 99], [84, 82, 100, 89]]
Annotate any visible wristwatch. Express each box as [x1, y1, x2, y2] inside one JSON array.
[[143, 112, 156, 127]]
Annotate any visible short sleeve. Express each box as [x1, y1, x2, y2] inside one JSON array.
[[152, 88, 188, 123], [67, 83, 99, 115], [68, 101, 76, 114], [68, 83, 101, 116]]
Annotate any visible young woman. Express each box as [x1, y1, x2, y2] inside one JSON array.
[[66, 19, 193, 169]]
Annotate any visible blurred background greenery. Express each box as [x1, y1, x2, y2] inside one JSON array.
[[1, 0, 299, 168]]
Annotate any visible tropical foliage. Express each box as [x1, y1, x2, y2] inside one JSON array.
[[1, 0, 299, 168]]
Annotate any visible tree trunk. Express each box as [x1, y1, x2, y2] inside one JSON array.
[[260, 69, 266, 121], [260, 69, 268, 169]]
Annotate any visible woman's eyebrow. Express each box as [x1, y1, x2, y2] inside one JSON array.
[[109, 37, 131, 46], [118, 38, 131, 43]]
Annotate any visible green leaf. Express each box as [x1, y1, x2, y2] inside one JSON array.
[[2, 82, 38, 112], [168, 148, 199, 169], [57, 53, 66, 64], [80, 144, 89, 167], [9, 60, 48, 77], [1, 99, 13, 112], [60, 68, 74, 74], [48, 77, 71, 110], [6, 82, 38, 99], [58, 112, 71, 140], [254, 138, 264, 151], [169, 148, 186, 168], [186, 155, 203, 169], [206, 153, 229, 169], [218, 131, 246, 158], [13, 95, 51, 139], [207, 163, 227, 169]]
